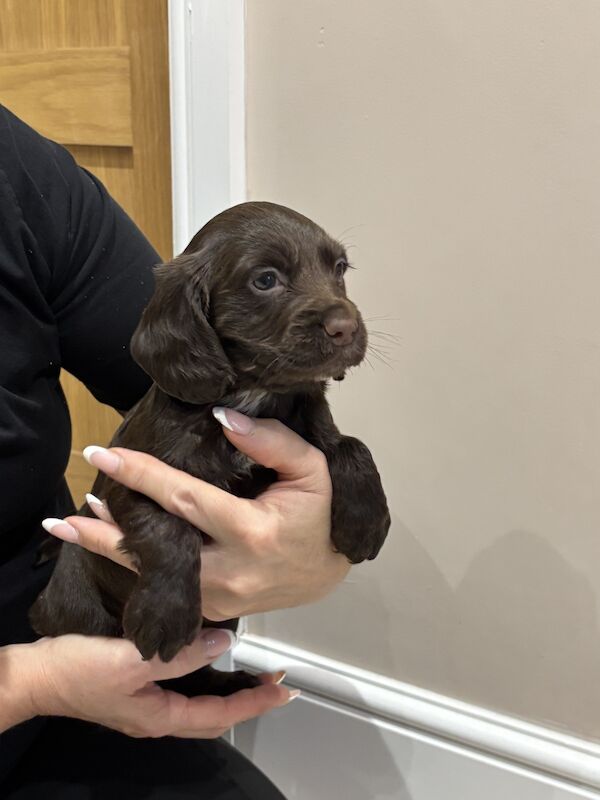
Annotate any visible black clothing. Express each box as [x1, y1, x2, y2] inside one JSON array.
[[0, 107, 285, 799], [0, 107, 155, 543], [2, 718, 285, 800], [0, 102, 156, 783]]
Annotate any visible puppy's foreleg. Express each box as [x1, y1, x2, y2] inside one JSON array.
[[301, 395, 390, 563], [117, 498, 202, 662], [325, 435, 391, 563]]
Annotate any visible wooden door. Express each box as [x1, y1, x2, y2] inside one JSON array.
[[0, 0, 172, 505]]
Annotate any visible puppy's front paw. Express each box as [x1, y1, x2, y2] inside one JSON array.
[[123, 579, 200, 662], [329, 436, 391, 564], [331, 511, 391, 564]]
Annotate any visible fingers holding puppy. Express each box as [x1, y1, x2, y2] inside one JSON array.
[[42, 513, 136, 572], [80, 445, 251, 541], [213, 408, 331, 494]]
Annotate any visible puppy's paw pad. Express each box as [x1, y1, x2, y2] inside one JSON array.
[[332, 513, 391, 564], [123, 587, 200, 662]]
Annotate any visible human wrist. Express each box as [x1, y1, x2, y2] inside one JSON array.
[[0, 641, 48, 731]]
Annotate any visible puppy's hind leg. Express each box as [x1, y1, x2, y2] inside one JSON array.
[[29, 544, 121, 638], [160, 665, 261, 698]]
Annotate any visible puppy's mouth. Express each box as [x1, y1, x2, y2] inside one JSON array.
[[314, 334, 367, 381], [223, 320, 368, 391], [259, 326, 368, 388]]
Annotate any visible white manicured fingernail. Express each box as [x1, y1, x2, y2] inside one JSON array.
[[85, 493, 112, 522], [201, 628, 238, 657], [286, 689, 302, 703], [86, 493, 103, 510], [225, 629, 240, 647], [83, 445, 107, 463], [212, 407, 254, 435], [83, 445, 121, 472], [212, 407, 234, 431], [273, 670, 287, 685], [42, 518, 79, 543]]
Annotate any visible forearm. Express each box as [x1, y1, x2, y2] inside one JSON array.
[[0, 642, 42, 733]]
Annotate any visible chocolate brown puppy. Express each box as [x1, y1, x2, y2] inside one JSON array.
[[30, 202, 390, 697]]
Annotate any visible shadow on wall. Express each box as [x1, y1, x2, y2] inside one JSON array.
[[251, 518, 600, 740], [380, 520, 600, 739], [452, 529, 600, 735]]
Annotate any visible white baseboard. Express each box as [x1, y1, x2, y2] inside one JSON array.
[[233, 634, 600, 799]]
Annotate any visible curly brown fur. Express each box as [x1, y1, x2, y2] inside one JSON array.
[[30, 202, 390, 697]]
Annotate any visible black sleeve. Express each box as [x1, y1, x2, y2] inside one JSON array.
[[0, 105, 156, 410]]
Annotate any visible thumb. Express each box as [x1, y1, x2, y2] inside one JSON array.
[[212, 407, 331, 492]]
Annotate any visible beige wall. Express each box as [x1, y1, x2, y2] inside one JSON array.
[[245, 0, 600, 741]]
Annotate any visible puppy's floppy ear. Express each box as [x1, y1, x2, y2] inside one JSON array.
[[130, 252, 235, 404]]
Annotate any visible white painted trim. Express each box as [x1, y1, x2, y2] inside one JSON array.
[[167, 0, 192, 256], [234, 634, 600, 791], [225, 1, 246, 208], [236, 685, 600, 800], [168, 0, 246, 255]]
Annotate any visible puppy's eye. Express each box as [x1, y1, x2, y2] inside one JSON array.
[[334, 258, 349, 280], [252, 270, 279, 291]]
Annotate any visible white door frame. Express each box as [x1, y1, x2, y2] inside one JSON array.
[[168, 0, 246, 256]]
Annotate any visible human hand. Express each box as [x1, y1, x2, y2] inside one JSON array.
[[3, 629, 295, 738], [45, 410, 350, 621]]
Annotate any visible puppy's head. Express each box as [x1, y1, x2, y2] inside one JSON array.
[[131, 201, 367, 403]]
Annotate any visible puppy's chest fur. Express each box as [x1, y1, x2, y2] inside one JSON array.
[[110, 385, 300, 498], [222, 388, 271, 417], [218, 388, 272, 475]]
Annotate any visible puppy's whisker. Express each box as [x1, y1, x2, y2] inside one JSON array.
[[363, 353, 376, 372], [368, 341, 394, 356], [367, 345, 395, 370], [336, 223, 366, 241], [367, 339, 395, 353], [369, 349, 394, 361], [367, 330, 401, 344], [258, 350, 298, 382], [368, 328, 400, 338], [259, 354, 283, 380]]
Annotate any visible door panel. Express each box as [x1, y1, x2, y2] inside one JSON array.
[[0, 46, 133, 145]]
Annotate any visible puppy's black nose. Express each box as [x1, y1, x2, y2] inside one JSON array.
[[322, 308, 359, 346]]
